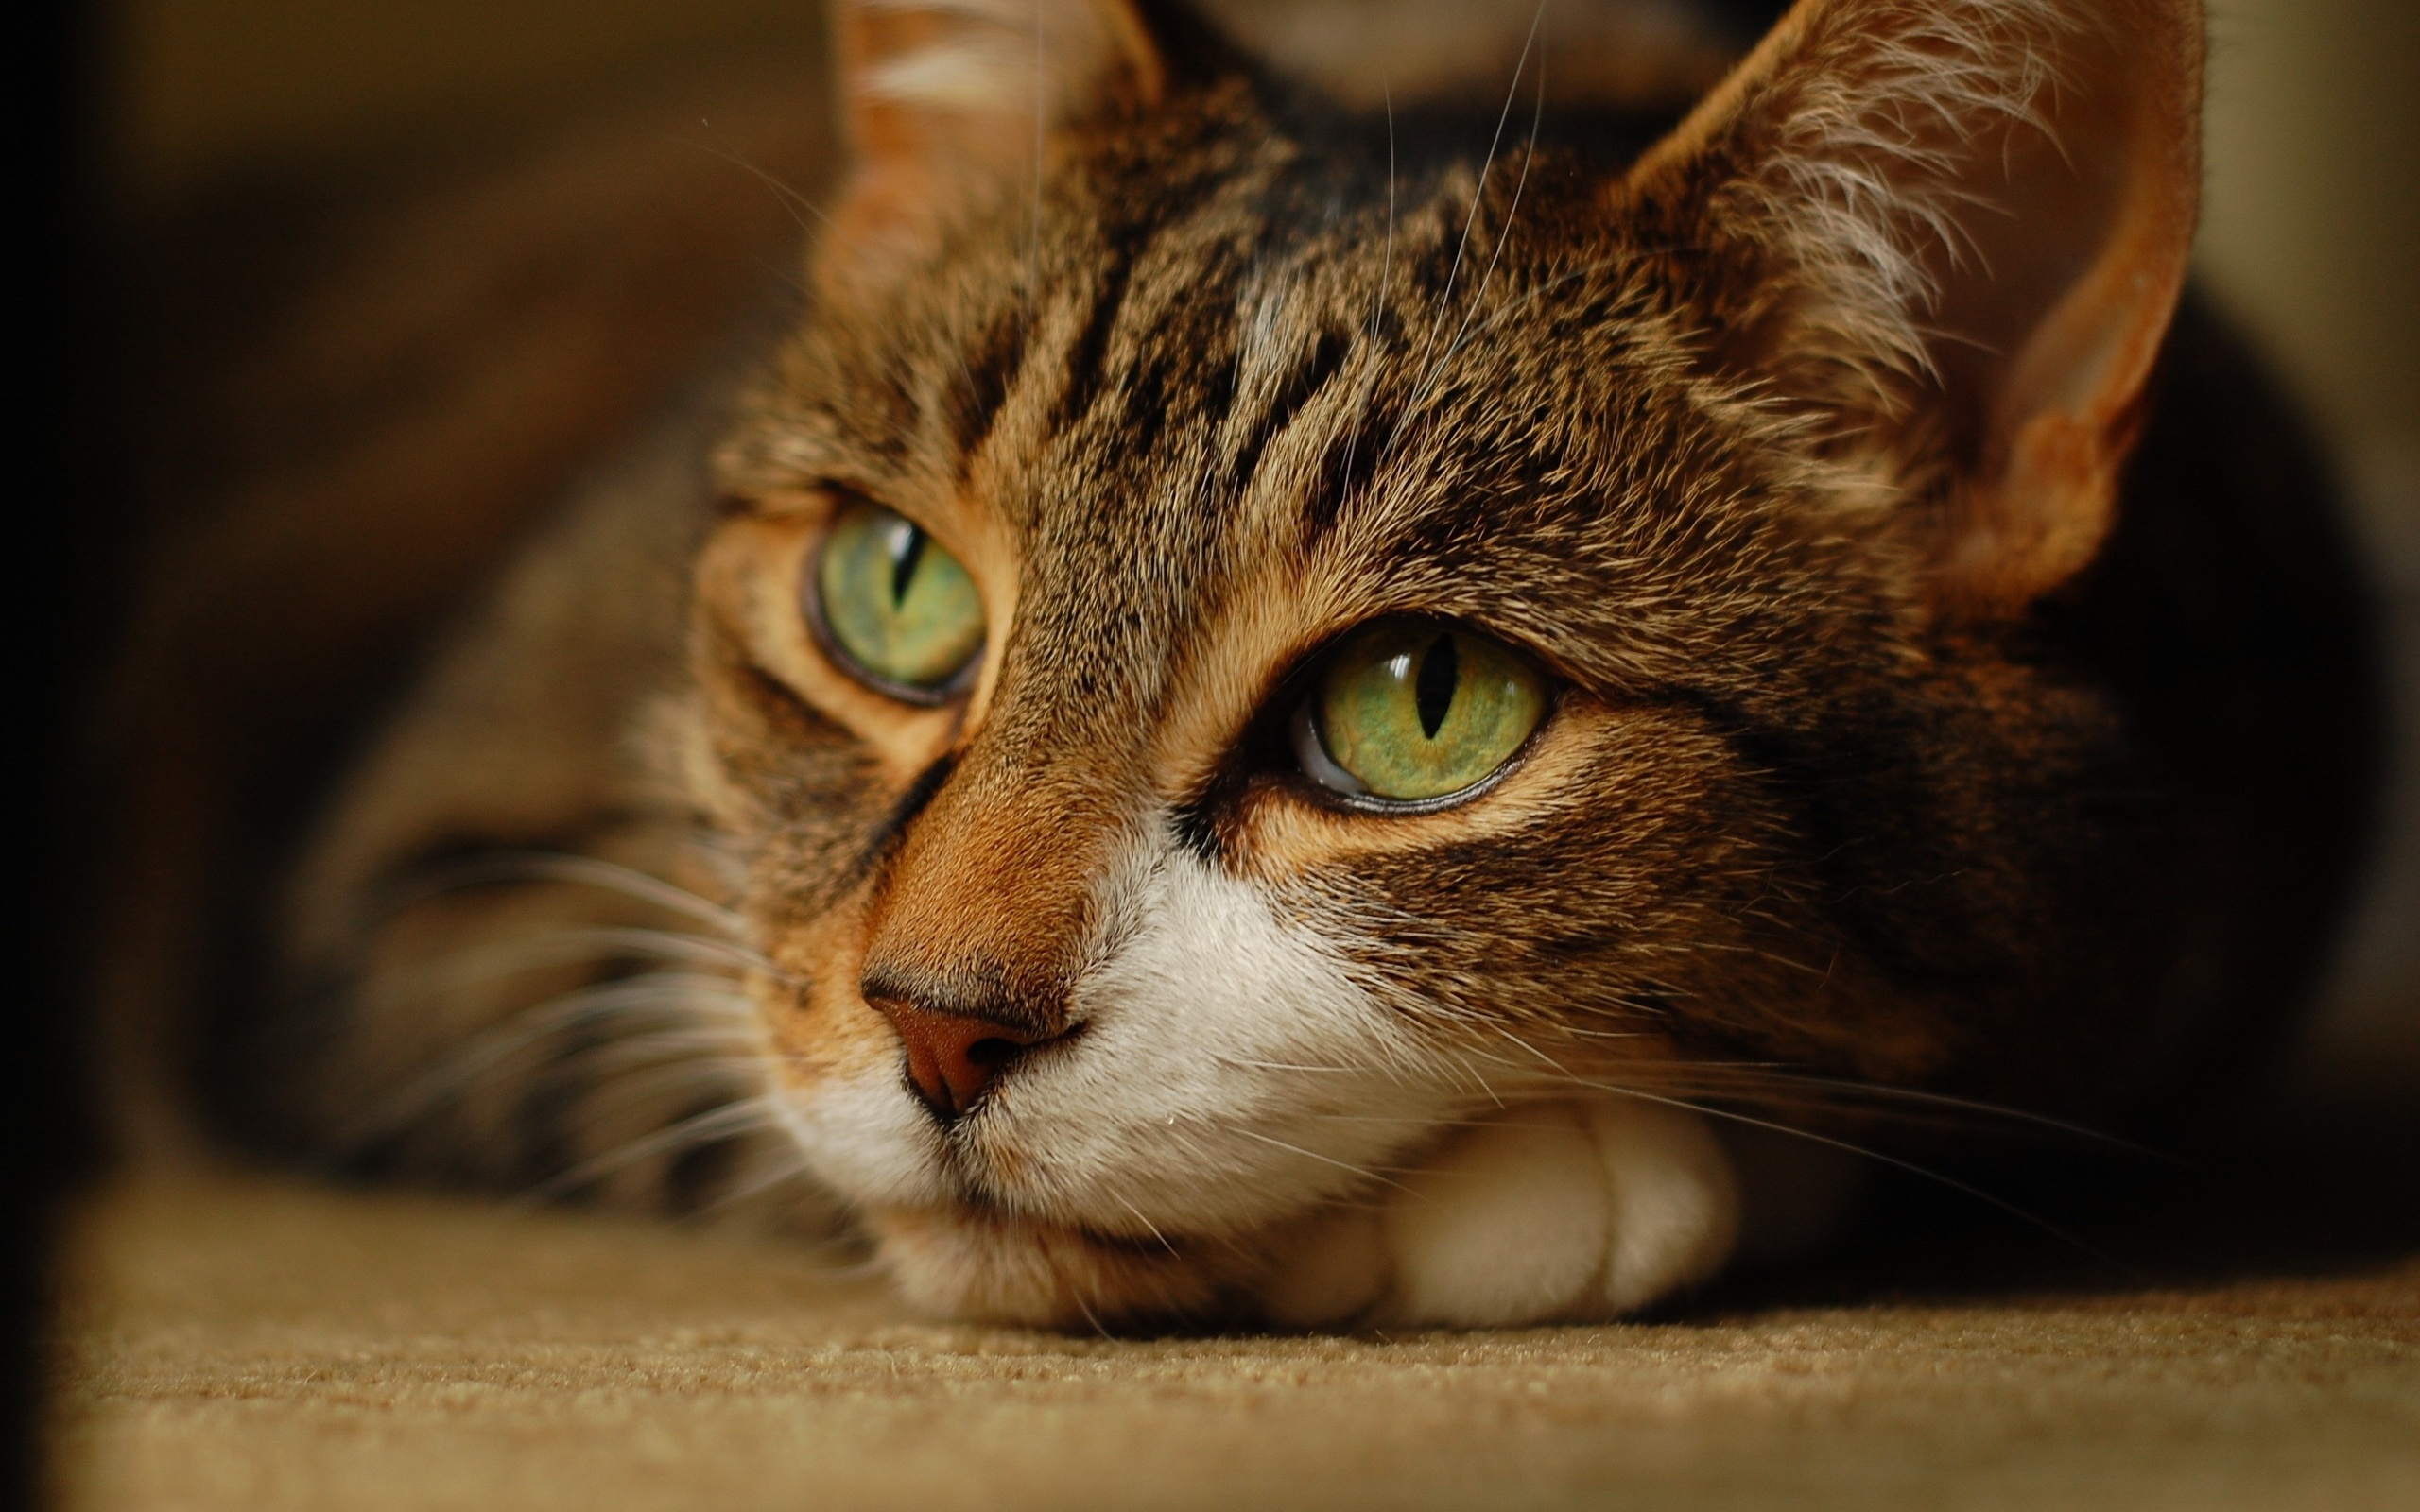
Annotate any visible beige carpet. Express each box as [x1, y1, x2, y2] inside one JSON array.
[[45, 1170, 2420, 1512]]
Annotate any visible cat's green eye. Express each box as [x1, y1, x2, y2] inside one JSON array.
[[1295, 621, 1549, 807], [808, 501, 985, 702]]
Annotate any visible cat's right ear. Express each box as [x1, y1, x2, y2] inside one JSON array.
[[824, 0, 1175, 267]]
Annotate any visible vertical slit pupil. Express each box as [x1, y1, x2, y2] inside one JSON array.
[[1415, 632, 1460, 739], [890, 524, 927, 608]]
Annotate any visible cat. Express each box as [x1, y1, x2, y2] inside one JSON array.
[[130, 0, 2379, 1329]]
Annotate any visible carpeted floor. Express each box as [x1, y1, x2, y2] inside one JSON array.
[[46, 1166, 2420, 1512]]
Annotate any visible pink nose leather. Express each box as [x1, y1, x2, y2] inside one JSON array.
[[871, 998, 1052, 1120]]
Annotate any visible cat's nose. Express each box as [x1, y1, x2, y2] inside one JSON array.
[[867, 996, 1055, 1122]]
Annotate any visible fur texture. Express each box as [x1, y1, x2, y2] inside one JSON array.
[[127, 0, 2378, 1329]]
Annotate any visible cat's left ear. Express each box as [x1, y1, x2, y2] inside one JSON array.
[[1621, 0, 2204, 615], [826, 0, 1185, 264]]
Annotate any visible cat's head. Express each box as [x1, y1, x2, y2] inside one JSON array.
[[687, 0, 2205, 1324]]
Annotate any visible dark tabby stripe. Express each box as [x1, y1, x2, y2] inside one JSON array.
[[1228, 327, 1353, 505], [948, 311, 1033, 465], [1053, 251, 1142, 435]]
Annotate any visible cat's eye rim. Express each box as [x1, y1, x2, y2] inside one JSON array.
[[1281, 617, 1559, 818], [1285, 696, 1540, 816], [800, 500, 984, 708]]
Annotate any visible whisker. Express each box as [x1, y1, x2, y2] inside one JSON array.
[[1304, 1112, 1628, 1135], [1385, 0, 1547, 461], [1335, 68, 1397, 503], [1111, 1195, 1179, 1257], [382, 850, 748, 938], [748, 249, 814, 301], [1392, 2, 1548, 447], [1067, 1287, 1115, 1341], [688, 139, 834, 233], [1495, 1045, 2179, 1159], [364, 926, 785, 1010], [1562, 1076, 2134, 1272], [1030, 1203, 1120, 1339], [1645, 1066, 2182, 1162], [1229, 1128, 1417, 1198], [576, 1056, 769, 1116], [511, 1095, 783, 1208], [1214, 1058, 1361, 1074], [1325, 1025, 2139, 1258], [579, 1046, 769, 1095], [694, 1147, 821, 1218], [334, 973, 754, 1153]]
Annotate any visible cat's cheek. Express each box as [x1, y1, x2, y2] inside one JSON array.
[[861, 1207, 1230, 1329], [772, 1070, 950, 1211], [947, 844, 1452, 1236]]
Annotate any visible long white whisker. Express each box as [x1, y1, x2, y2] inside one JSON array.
[[364, 927, 784, 1010], [1386, 0, 1547, 459], [1228, 1127, 1417, 1197], [1392, 2, 1549, 446], [512, 1096, 783, 1208], [1659, 1066, 2182, 1162], [389, 850, 748, 937], [696, 1148, 823, 1218], [1335, 69, 1398, 506], [580, 1029, 770, 1075], [1111, 1194, 1178, 1256], [1563, 1075, 2128, 1268], [689, 140, 834, 233], [334, 973, 754, 1153], [1213, 1057, 1365, 1074], [578, 1056, 770, 1113]]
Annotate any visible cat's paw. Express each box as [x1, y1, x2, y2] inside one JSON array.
[[1255, 1099, 1739, 1329]]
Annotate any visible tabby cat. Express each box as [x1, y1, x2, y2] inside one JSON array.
[[159, 0, 2377, 1328]]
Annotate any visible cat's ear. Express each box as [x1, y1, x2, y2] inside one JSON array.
[[1621, 0, 2203, 614], [827, 0, 1176, 261]]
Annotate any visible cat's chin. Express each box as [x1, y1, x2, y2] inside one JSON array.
[[861, 1098, 1748, 1331], [861, 1204, 1247, 1329]]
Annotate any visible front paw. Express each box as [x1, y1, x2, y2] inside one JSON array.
[[1256, 1098, 1739, 1329]]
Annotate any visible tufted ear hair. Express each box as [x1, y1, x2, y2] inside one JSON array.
[[1621, 0, 2204, 615], [827, 0, 1185, 265]]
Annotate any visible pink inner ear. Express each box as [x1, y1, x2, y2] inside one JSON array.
[[1942, 6, 2204, 612], [824, 0, 1167, 269], [828, 5, 1023, 259]]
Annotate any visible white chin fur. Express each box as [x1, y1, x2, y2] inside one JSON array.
[[1260, 1097, 1742, 1329], [778, 839, 1748, 1327], [789, 846, 1463, 1236]]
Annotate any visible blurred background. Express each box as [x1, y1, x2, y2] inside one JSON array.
[[89, 0, 2416, 1067], [96, 0, 2417, 462]]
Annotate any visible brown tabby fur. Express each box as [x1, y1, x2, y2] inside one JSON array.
[[101, 0, 2378, 1324]]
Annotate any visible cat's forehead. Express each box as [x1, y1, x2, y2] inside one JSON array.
[[785, 105, 1729, 597]]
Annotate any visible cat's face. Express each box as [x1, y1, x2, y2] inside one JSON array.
[[685, 0, 2204, 1324]]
